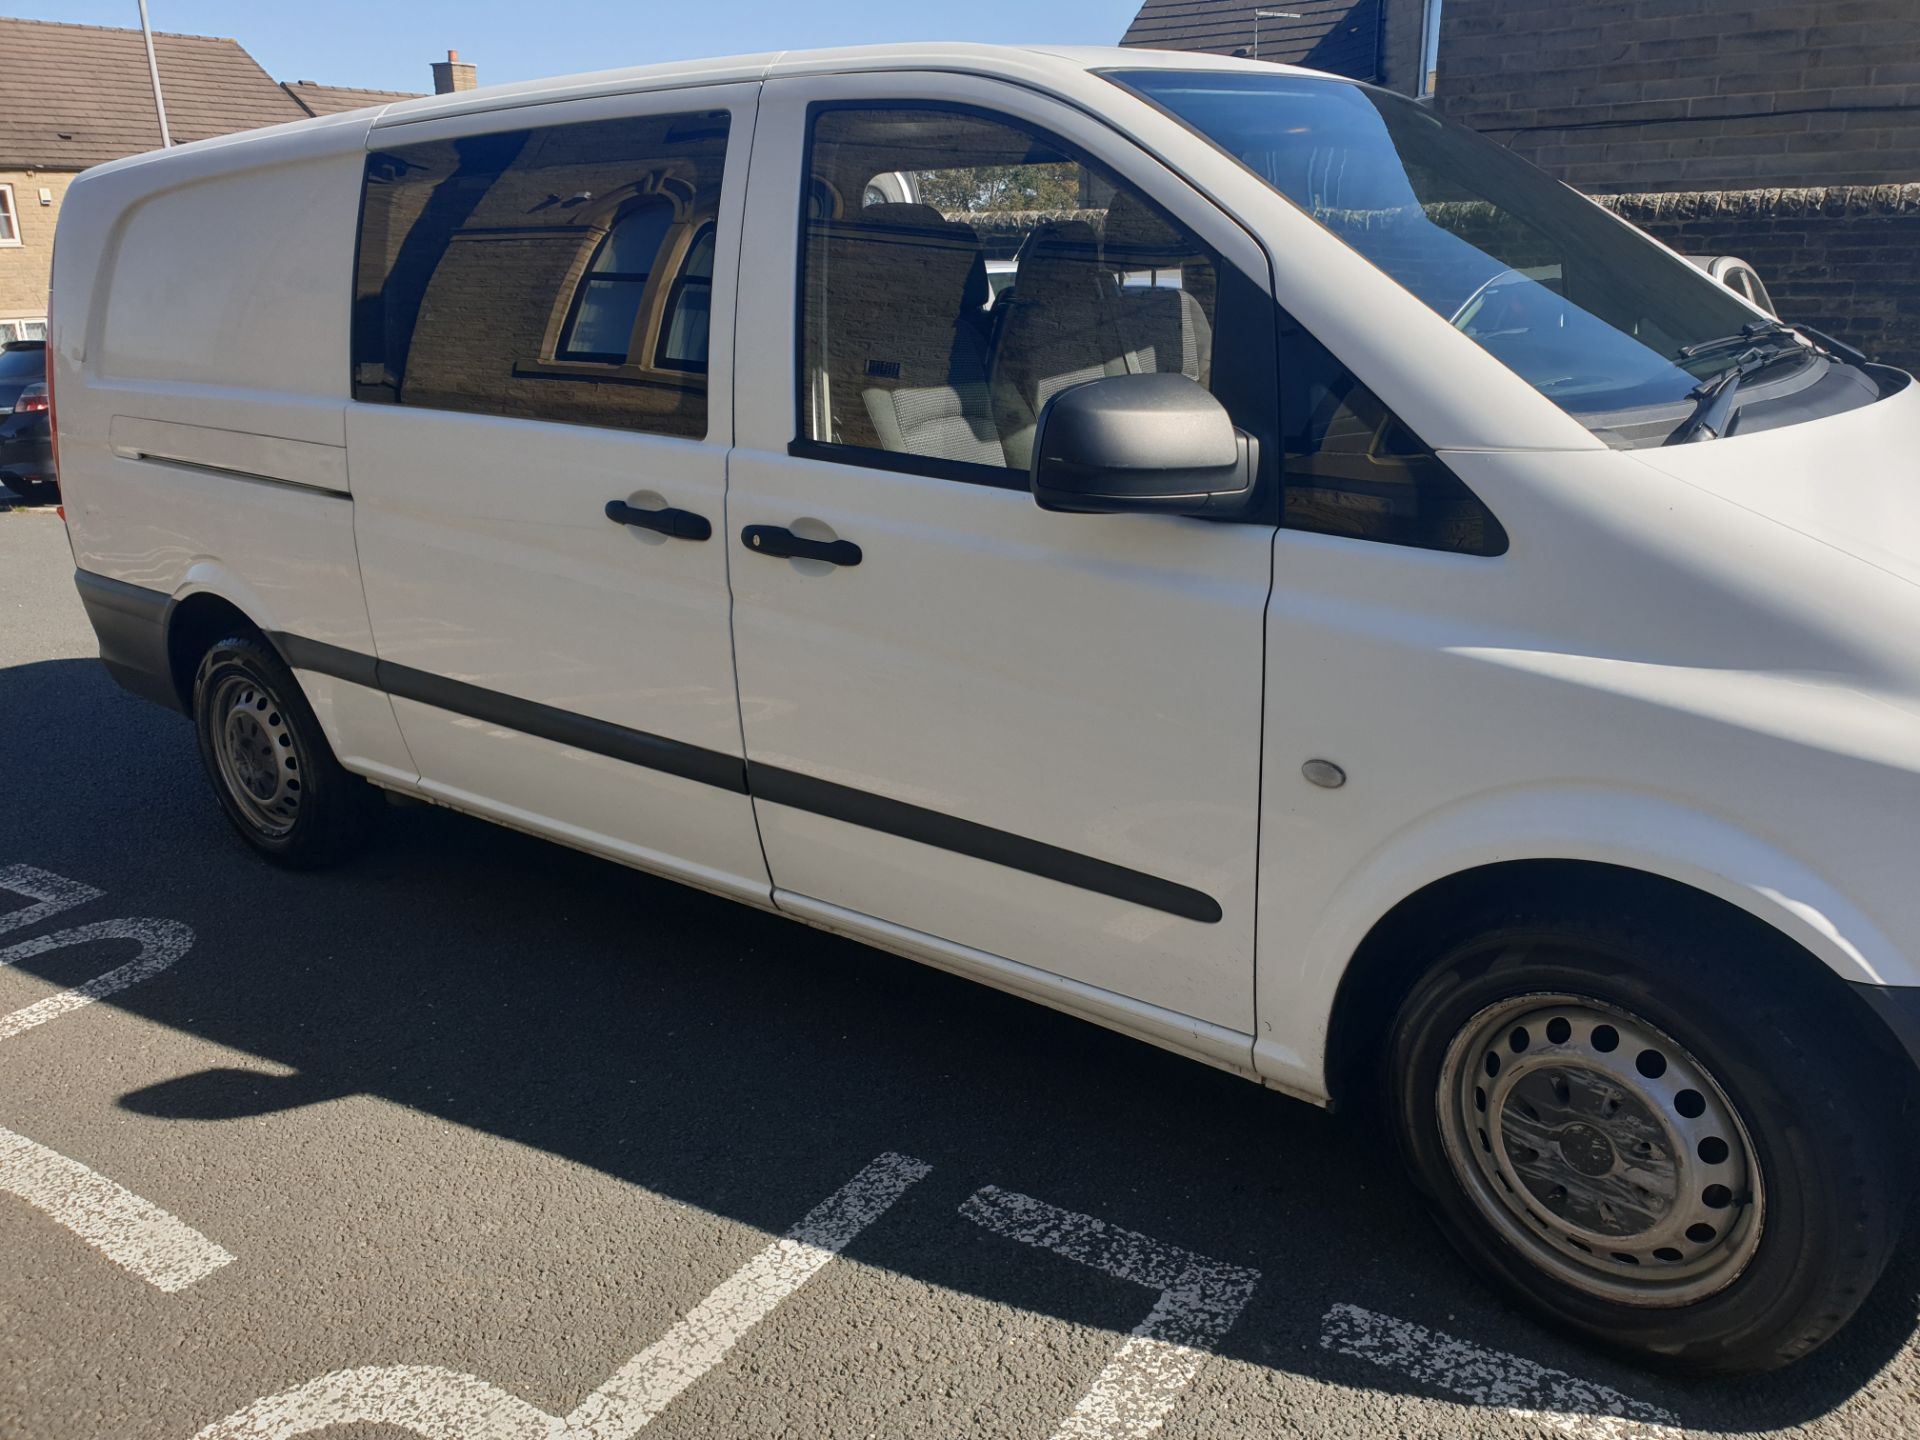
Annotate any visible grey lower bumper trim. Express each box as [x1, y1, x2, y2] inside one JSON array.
[[73, 570, 182, 713], [1848, 980, 1920, 1074]]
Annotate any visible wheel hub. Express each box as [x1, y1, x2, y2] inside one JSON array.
[[1439, 994, 1764, 1307], [208, 675, 303, 837], [1554, 1121, 1618, 1178]]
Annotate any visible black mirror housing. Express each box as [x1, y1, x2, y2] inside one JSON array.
[[1030, 373, 1258, 518]]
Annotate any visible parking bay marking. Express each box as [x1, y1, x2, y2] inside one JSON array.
[[190, 1150, 933, 1439], [1321, 1302, 1681, 1440], [0, 863, 104, 938], [959, 1185, 1261, 1440], [0, 1124, 235, 1291], [0, 864, 227, 1291]]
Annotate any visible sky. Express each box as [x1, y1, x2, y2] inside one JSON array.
[[22, 1, 1145, 94]]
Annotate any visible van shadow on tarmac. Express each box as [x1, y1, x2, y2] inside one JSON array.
[[1, 653, 1916, 1434]]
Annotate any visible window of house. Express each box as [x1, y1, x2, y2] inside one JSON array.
[[0, 185, 20, 246], [796, 105, 1237, 484], [351, 110, 730, 438], [1420, 0, 1445, 98]]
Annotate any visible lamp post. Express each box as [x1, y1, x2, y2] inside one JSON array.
[[1252, 9, 1303, 62], [136, 0, 173, 147]]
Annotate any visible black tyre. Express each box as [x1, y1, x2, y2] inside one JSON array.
[[191, 633, 380, 867], [1388, 900, 1906, 1375]]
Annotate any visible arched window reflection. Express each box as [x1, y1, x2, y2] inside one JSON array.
[[561, 199, 674, 362]]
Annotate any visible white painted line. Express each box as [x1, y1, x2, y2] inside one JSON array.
[[1320, 1303, 1682, 1440], [0, 917, 195, 1042], [562, 1149, 932, 1438], [0, 863, 104, 937], [0, 1123, 234, 1292], [959, 1185, 1260, 1440], [191, 1151, 932, 1439]]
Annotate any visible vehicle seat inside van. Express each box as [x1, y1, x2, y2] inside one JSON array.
[[989, 199, 1216, 472], [1103, 192, 1214, 392], [807, 203, 1005, 467], [989, 219, 1125, 471]]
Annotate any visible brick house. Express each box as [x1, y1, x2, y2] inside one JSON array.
[[0, 17, 433, 344], [1122, 0, 1920, 368]]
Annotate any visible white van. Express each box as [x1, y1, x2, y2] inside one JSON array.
[[50, 45, 1920, 1374]]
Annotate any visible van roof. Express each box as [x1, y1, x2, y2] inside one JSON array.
[[73, 43, 1343, 179], [362, 42, 1334, 130]]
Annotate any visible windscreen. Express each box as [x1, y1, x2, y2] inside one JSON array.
[[1111, 70, 1793, 438]]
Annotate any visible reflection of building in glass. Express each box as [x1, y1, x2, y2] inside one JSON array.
[[1121, 0, 1920, 373], [353, 115, 728, 439]]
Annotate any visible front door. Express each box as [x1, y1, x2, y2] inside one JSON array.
[[726, 75, 1280, 1039], [346, 86, 768, 900]]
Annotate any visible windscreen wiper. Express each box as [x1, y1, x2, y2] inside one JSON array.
[[1677, 320, 1797, 359], [1664, 343, 1806, 445]]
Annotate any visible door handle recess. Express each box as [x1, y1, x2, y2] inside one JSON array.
[[605, 499, 711, 541], [741, 525, 862, 568]]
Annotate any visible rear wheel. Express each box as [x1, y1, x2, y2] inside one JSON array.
[[1388, 905, 1905, 1375], [192, 634, 379, 867]]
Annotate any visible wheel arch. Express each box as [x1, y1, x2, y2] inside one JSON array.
[[1321, 857, 1915, 1113], [165, 588, 274, 710]]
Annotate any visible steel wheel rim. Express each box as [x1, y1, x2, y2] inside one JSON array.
[[209, 673, 303, 838], [1437, 992, 1765, 1307]]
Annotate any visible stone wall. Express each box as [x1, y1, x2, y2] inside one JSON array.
[[1437, 0, 1920, 194], [1602, 184, 1920, 370], [0, 169, 74, 326], [1379, 0, 1430, 96]]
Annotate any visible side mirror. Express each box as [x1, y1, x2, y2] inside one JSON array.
[[1031, 373, 1257, 518]]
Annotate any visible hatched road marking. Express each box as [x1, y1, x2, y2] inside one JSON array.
[[1321, 1302, 1682, 1440], [959, 1185, 1261, 1440]]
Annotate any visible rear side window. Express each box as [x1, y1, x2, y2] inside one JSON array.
[[352, 111, 729, 438]]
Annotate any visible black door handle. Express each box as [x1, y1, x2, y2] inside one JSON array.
[[741, 524, 862, 568], [605, 499, 711, 541]]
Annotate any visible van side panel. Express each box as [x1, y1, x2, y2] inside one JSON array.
[[54, 114, 416, 782]]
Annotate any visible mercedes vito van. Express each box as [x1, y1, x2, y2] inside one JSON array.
[[51, 45, 1920, 1374]]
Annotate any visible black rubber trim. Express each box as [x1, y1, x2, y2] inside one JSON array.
[[83, 597, 1220, 920], [273, 632, 380, 690], [125, 452, 350, 498], [270, 633, 748, 795], [277, 634, 1218, 920], [73, 570, 183, 713], [1848, 980, 1920, 1076], [787, 437, 1029, 492], [749, 764, 1223, 924]]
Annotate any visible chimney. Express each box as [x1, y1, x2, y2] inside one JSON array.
[[432, 49, 477, 94]]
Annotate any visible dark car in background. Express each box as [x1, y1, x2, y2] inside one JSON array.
[[0, 340, 55, 504]]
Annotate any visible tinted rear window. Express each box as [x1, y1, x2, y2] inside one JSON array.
[[0, 345, 43, 382]]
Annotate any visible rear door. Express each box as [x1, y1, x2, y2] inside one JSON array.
[[725, 73, 1280, 1045], [346, 86, 768, 900]]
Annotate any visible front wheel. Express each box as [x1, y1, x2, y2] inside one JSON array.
[[1388, 908, 1905, 1375], [192, 633, 380, 867]]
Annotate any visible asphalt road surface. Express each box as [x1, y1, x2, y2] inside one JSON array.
[[2, 497, 1917, 1440]]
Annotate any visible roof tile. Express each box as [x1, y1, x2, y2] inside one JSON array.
[[0, 17, 309, 168]]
